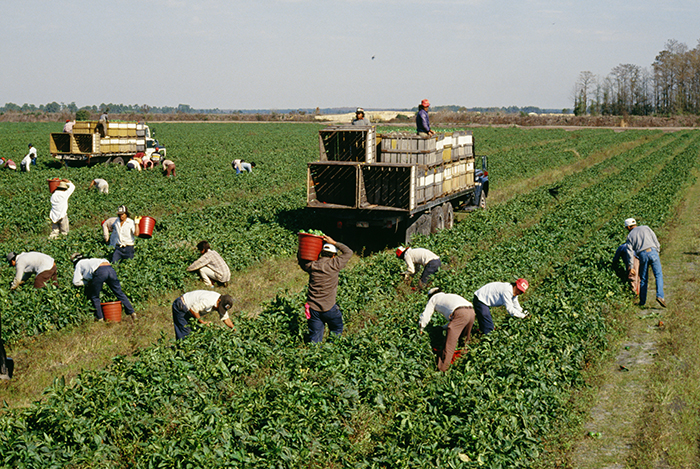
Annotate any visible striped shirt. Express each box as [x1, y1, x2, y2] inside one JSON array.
[[187, 249, 231, 283]]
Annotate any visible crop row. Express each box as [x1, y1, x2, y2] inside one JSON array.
[[0, 129, 695, 467]]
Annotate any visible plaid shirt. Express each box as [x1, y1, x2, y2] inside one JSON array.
[[187, 250, 231, 283]]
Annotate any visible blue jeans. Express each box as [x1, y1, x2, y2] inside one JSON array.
[[308, 304, 343, 343], [88, 265, 135, 319], [172, 296, 193, 340], [472, 295, 494, 334], [638, 248, 664, 305], [235, 162, 252, 174], [112, 245, 134, 264]]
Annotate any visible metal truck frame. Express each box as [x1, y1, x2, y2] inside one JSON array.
[[306, 125, 488, 244]]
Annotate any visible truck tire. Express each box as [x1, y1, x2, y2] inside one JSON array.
[[430, 205, 444, 233], [442, 202, 454, 229], [404, 213, 432, 243], [111, 157, 125, 166]]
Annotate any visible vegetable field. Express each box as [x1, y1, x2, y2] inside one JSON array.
[[0, 122, 697, 468]]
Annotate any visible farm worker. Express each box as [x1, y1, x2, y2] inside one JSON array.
[[298, 235, 353, 343], [27, 143, 37, 165], [232, 159, 255, 174], [162, 158, 176, 177], [63, 119, 75, 133], [472, 279, 530, 335], [49, 179, 75, 239], [416, 99, 435, 137], [187, 241, 231, 287], [20, 152, 31, 172], [97, 109, 109, 137], [141, 154, 154, 169], [396, 246, 441, 290], [351, 107, 370, 125], [88, 178, 109, 194], [171, 290, 234, 340], [127, 156, 142, 171], [624, 218, 666, 307], [104, 205, 141, 264], [6, 251, 58, 289], [71, 253, 136, 322], [1, 159, 16, 170], [419, 288, 475, 371], [612, 242, 640, 295]]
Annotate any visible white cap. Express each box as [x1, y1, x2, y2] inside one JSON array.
[[322, 243, 337, 254], [624, 218, 637, 227]]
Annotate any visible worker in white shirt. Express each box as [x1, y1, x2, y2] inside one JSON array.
[[419, 288, 475, 371], [49, 179, 75, 239], [71, 253, 136, 321], [7, 251, 58, 289], [88, 178, 109, 194], [171, 290, 234, 340], [104, 205, 141, 263], [472, 279, 530, 335], [396, 246, 441, 289]]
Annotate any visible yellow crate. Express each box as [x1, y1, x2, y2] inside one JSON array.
[[442, 147, 452, 162]]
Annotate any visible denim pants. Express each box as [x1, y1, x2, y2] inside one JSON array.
[[472, 295, 494, 334], [88, 265, 135, 319], [112, 245, 134, 264], [308, 304, 343, 343], [172, 296, 193, 340], [420, 259, 441, 285], [638, 248, 664, 305]]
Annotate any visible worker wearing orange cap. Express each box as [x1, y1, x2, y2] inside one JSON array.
[[396, 246, 441, 290], [416, 99, 435, 137], [472, 279, 530, 334]]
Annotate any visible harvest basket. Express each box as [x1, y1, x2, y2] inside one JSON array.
[[138, 216, 156, 238], [101, 301, 122, 322], [47, 178, 61, 193], [298, 233, 323, 261]]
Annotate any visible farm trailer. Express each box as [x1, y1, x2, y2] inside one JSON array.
[[306, 125, 489, 244], [49, 121, 166, 166]]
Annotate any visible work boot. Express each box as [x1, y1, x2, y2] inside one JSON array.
[[656, 297, 667, 308]]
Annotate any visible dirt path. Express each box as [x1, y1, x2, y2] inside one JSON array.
[[566, 175, 700, 467]]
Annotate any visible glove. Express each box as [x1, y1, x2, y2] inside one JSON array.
[[135, 216, 142, 223]]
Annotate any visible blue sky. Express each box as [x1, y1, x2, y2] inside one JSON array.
[[1, 0, 698, 110]]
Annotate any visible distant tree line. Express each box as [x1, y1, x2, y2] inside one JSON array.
[[573, 39, 700, 116]]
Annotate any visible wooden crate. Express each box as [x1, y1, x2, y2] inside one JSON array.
[[319, 125, 376, 163], [50, 133, 71, 153]]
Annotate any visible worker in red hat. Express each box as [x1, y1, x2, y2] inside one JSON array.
[[63, 119, 75, 133], [416, 99, 435, 137], [396, 245, 441, 290], [472, 279, 530, 334]]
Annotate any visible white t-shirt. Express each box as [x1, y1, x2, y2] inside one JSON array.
[[182, 290, 228, 321], [49, 182, 75, 222]]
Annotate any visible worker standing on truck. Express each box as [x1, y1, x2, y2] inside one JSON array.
[[396, 246, 441, 290], [88, 178, 109, 194], [416, 99, 435, 137], [104, 205, 140, 264], [472, 279, 530, 334], [7, 251, 58, 289], [49, 179, 75, 239], [71, 253, 136, 322], [187, 241, 231, 288], [63, 119, 75, 133], [418, 287, 475, 372], [97, 110, 109, 138], [171, 290, 234, 340], [351, 108, 370, 125], [612, 242, 640, 295], [624, 218, 666, 308], [298, 235, 353, 343]]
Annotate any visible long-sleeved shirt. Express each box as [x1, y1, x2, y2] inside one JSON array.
[[102, 216, 119, 245], [402, 247, 440, 275], [73, 258, 110, 286], [63, 121, 75, 133], [49, 182, 75, 222], [416, 109, 431, 134], [351, 117, 370, 125], [187, 250, 231, 283], [12, 252, 55, 287], [93, 178, 109, 194], [625, 225, 661, 269], [181, 290, 229, 321], [474, 282, 526, 318], [419, 292, 472, 330], [110, 218, 136, 247], [298, 242, 353, 312]]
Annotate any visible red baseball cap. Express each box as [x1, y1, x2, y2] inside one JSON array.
[[515, 278, 529, 292]]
